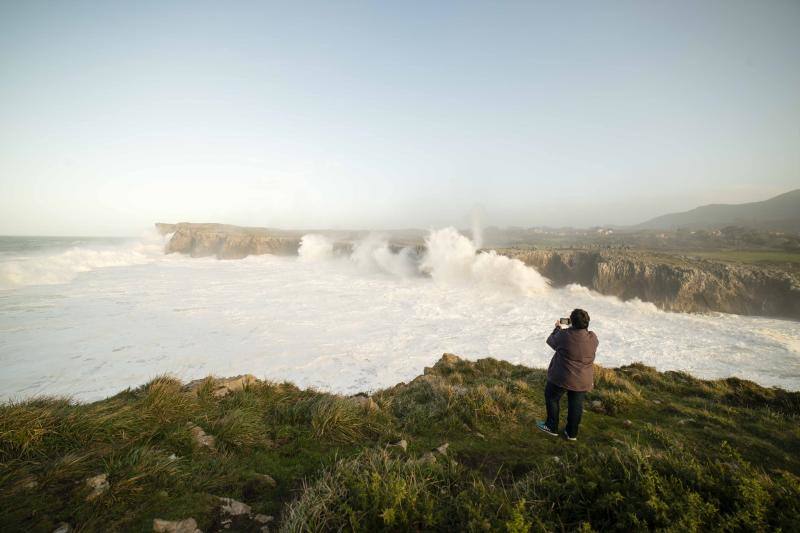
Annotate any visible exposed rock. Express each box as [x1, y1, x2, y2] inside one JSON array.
[[436, 442, 449, 455], [52, 523, 71, 533], [253, 473, 277, 488], [419, 452, 437, 464], [158, 223, 300, 259], [85, 473, 109, 501], [590, 400, 603, 411], [349, 393, 379, 411], [623, 419, 633, 428], [218, 497, 251, 516], [189, 425, 216, 449], [152, 518, 201, 533], [254, 514, 273, 524], [389, 439, 408, 451], [440, 353, 461, 365], [504, 248, 800, 320], [183, 374, 259, 398], [678, 418, 697, 426], [652, 399, 662, 405]]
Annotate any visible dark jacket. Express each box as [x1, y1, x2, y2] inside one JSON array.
[[546, 327, 599, 392]]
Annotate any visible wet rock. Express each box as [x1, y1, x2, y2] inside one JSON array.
[[152, 518, 201, 533], [85, 473, 109, 501]]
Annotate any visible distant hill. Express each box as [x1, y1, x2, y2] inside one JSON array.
[[635, 189, 800, 232]]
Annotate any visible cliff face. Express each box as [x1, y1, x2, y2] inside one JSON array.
[[505, 249, 800, 320], [156, 223, 300, 259]]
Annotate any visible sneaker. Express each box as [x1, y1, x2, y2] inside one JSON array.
[[563, 430, 577, 442], [536, 421, 558, 436]]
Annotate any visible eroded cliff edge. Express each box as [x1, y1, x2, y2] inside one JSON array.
[[504, 248, 800, 320], [156, 222, 301, 259]]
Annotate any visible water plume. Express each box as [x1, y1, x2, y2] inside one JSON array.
[[421, 227, 549, 295], [298, 234, 334, 261]]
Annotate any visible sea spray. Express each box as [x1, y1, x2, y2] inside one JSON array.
[[350, 234, 419, 277], [420, 227, 550, 295], [469, 205, 485, 249], [298, 234, 334, 261]]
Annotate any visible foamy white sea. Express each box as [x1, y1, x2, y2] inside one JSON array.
[[1, 230, 799, 402]]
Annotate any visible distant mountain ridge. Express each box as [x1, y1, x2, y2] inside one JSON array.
[[634, 189, 800, 232]]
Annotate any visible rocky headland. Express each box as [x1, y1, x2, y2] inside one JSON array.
[[503, 248, 800, 320], [156, 223, 302, 259], [155, 223, 800, 320]]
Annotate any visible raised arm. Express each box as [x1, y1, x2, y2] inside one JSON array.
[[546, 324, 562, 350]]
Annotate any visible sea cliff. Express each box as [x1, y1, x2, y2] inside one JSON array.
[[504, 248, 800, 320], [156, 223, 300, 259], [155, 223, 800, 320]]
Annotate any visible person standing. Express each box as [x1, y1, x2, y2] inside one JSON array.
[[536, 308, 598, 441]]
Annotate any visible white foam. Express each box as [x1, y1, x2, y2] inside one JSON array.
[[298, 234, 334, 262], [421, 227, 550, 295], [0, 229, 798, 402], [0, 232, 166, 290]]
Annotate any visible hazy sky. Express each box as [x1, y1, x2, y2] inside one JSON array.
[[1, 1, 799, 236]]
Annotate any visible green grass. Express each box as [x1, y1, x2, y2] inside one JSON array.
[[1, 356, 798, 532]]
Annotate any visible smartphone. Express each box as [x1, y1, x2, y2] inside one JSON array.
[[559, 318, 571, 326]]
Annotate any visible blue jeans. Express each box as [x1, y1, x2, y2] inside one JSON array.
[[544, 381, 586, 438]]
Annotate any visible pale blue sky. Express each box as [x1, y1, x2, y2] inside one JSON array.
[[1, 1, 798, 235]]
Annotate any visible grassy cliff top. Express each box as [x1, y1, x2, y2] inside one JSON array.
[[2, 355, 799, 532]]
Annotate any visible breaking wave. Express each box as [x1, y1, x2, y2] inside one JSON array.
[[297, 227, 550, 295], [0, 232, 166, 290]]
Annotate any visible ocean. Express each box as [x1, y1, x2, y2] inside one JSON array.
[[1, 230, 798, 402]]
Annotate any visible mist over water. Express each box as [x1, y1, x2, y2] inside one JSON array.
[[1, 230, 799, 402]]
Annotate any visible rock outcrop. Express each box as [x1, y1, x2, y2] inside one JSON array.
[[505, 249, 800, 320], [156, 223, 300, 259], [183, 374, 259, 398]]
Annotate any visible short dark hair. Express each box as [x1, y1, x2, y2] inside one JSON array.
[[570, 308, 590, 329]]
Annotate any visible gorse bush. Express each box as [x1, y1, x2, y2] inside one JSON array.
[[1, 355, 798, 531]]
